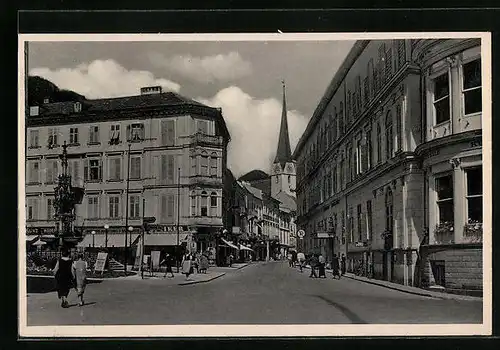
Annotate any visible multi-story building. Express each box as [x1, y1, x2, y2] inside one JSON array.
[[25, 86, 230, 259], [294, 39, 483, 292]]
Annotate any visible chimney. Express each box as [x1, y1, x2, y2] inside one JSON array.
[[140, 86, 163, 95]]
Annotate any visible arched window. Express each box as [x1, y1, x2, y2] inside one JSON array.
[[190, 191, 197, 216], [385, 112, 393, 159], [210, 192, 218, 216], [200, 151, 209, 176], [210, 152, 218, 176], [200, 191, 208, 217]]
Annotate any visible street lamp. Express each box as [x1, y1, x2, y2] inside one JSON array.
[[127, 226, 133, 270], [91, 230, 96, 248], [104, 224, 109, 249], [176, 167, 181, 273], [124, 142, 132, 273]]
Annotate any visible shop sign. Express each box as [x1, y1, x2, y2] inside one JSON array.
[[94, 252, 108, 273]]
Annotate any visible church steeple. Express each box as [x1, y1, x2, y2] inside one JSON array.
[[274, 80, 292, 167]]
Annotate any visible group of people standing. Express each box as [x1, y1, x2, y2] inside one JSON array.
[[180, 252, 210, 281], [290, 252, 347, 279]]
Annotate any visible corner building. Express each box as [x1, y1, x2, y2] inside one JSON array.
[[293, 39, 483, 292], [26, 86, 230, 257]]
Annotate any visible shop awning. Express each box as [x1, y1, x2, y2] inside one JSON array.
[[221, 238, 239, 250], [77, 233, 139, 248], [33, 240, 47, 246], [26, 235, 39, 243], [144, 233, 189, 246], [239, 244, 254, 252]]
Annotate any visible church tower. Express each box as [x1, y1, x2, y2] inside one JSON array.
[[271, 81, 296, 198]]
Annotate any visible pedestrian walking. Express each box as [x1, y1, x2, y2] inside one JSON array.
[[331, 254, 341, 279], [181, 253, 193, 280], [318, 254, 326, 278], [287, 253, 293, 267], [341, 253, 347, 276], [297, 252, 305, 272], [72, 253, 88, 306], [162, 253, 175, 278], [52, 247, 74, 308], [309, 254, 318, 278]]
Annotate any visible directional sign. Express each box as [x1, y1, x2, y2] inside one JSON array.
[[297, 230, 305, 239]]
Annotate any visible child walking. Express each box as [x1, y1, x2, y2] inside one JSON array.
[[72, 253, 88, 306]]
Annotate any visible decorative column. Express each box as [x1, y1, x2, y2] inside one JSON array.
[[446, 56, 461, 134], [451, 158, 464, 243]]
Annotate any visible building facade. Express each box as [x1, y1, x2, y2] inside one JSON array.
[[294, 39, 483, 292], [25, 86, 230, 259]]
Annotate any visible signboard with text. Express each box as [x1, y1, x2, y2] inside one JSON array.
[[94, 252, 108, 273]]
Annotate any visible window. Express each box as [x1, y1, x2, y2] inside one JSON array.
[[130, 156, 141, 180], [167, 195, 175, 220], [462, 59, 482, 115], [191, 155, 197, 176], [339, 158, 344, 189], [332, 166, 337, 194], [109, 196, 120, 218], [197, 120, 209, 134], [347, 91, 352, 124], [386, 112, 394, 159], [27, 197, 39, 220], [160, 155, 175, 184], [28, 160, 40, 183], [69, 128, 79, 145], [87, 196, 99, 219], [363, 77, 369, 106], [74, 102, 82, 112], [210, 192, 218, 216], [341, 211, 346, 244], [433, 73, 450, 124], [332, 110, 337, 141], [377, 123, 382, 164], [436, 174, 453, 224], [397, 40, 405, 67], [466, 167, 482, 222], [29, 130, 39, 148], [129, 195, 140, 218], [356, 138, 362, 175], [161, 120, 175, 146], [367, 200, 373, 240], [108, 158, 121, 181], [339, 103, 345, 135], [47, 197, 54, 220], [110, 124, 120, 144], [385, 189, 394, 246], [357, 204, 362, 242], [356, 75, 362, 112], [45, 159, 58, 184], [349, 208, 355, 243], [210, 153, 218, 176], [128, 123, 145, 141], [89, 126, 99, 144], [200, 192, 208, 217], [200, 153, 209, 176], [396, 105, 402, 151], [68, 160, 80, 184], [366, 129, 373, 169], [190, 191, 197, 216], [48, 128, 59, 147], [85, 158, 102, 181]]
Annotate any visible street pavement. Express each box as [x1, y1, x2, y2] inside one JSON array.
[[26, 261, 482, 325]]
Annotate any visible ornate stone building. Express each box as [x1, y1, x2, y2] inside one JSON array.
[[293, 39, 483, 292]]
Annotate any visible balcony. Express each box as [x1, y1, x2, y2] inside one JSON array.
[[191, 133, 224, 147], [189, 175, 223, 186]]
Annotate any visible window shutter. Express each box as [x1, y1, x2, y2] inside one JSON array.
[[167, 120, 175, 146], [99, 159, 103, 180], [126, 125, 131, 142], [33, 199, 38, 220], [161, 195, 167, 221], [74, 161, 80, 183], [140, 124, 145, 140], [161, 120, 168, 145], [167, 155, 175, 184], [167, 194, 175, 220], [160, 155, 167, 184]]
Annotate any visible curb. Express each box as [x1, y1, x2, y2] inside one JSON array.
[[27, 274, 105, 282], [178, 272, 226, 286]]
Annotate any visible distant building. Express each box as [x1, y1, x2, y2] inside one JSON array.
[[25, 86, 230, 258], [293, 39, 483, 292]]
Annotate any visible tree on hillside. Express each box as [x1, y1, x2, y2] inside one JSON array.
[[27, 76, 86, 106]]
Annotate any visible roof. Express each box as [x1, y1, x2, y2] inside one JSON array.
[[292, 41, 369, 159], [274, 81, 293, 166], [239, 181, 263, 200], [273, 191, 297, 212]]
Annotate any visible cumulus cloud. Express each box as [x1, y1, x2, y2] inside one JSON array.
[[29, 59, 181, 99], [198, 86, 309, 178], [149, 51, 252, 83]]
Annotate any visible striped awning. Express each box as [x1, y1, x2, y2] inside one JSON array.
[[77, 234, 139, 248], [221, 238, 239, 250]]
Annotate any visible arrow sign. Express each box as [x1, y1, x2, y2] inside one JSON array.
[[143, 217, 156, 224]]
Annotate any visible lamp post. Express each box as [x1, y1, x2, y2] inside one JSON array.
[[104, 224, 109, 249], [124, 143, 131, 273], [176, 167, 181, 273], [92, 230, 96, 248]]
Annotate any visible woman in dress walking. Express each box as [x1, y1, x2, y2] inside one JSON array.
[[72, 253, 88, 306], [52, 247, 74, 308], [162, 253, 175, 278], [181, 253, 193, 280]]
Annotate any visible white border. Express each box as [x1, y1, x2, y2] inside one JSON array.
[[18, 32, 492, 338]]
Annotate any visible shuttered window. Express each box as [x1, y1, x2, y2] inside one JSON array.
[[161, 120, 175, 146]]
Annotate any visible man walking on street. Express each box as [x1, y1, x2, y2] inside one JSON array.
[[332, 254, 341, 279], [309, 254, 318, 278], [341, 253, 347, 276], [297, 252, 305, 272], [318, 254, 326, 278]]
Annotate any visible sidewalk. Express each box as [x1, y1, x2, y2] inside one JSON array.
[[300, 265, 482, 301]]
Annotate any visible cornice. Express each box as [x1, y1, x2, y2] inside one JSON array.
[[414, 130, 482, 158]]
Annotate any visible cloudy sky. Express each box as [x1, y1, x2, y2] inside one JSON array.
[[28, 40, 354, 177]]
